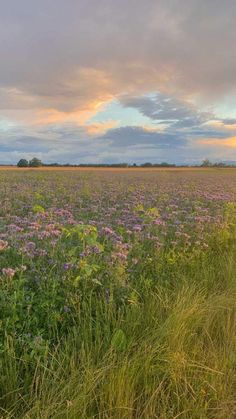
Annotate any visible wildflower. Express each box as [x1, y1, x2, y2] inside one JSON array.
[[29, 222, 41, 230], [102, 227, 114, 235], [63, 263, 73, 271], [38, 231, 51, 239], [8, 224, 23, 232], [153, 219, 164, 225], [0, 240, 8, 251], [26, 241, 36, 249], [112, 252, 128, 261], [91, 245, 102, 254], [2, 268, 16, 279], [133, 224, 142, 232], [50, 229, 61, 237], [36, 249, 47, 257]]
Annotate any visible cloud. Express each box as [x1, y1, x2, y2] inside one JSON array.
[[1, 118, 236, 165], [221, 119, 236, 126], [198, 136, 236, 149], [120, 93, 211, 128], [1, 92, 236, 165], [0, 0, 236, 119], [85, 121, 119, 135], [101, 126, 187, 148], [0, 136, 50, 153]]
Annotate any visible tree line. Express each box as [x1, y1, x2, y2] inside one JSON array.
[[200, 159, 230, 167], [17, 157, 235, 168], [17, 159, 177, 168]]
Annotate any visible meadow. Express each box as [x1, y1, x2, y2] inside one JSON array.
[[0, 168, 235, 418]]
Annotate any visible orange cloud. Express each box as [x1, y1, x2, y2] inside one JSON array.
[[34, 98, 112, 126], [198, 136, 236, 148], [204, 120, 236, 131], [0, 97, 113, 128], [85, 120, 118, 135], [142, 124, 165, 133]]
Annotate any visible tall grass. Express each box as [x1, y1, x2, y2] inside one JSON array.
[[0, 228, 235, 418]]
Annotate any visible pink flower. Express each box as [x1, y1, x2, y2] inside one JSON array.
[[133, 225, 142, 232], [0, 240, 8, 251], [102, 227, 114, 235], [2, 268, 16, 279], [153, 219, 165, 226], [112, 252, 128, 261]]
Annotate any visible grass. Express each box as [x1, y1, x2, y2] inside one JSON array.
[[0, 229, 235, 418]]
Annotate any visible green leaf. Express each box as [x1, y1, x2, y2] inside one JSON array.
[[68, 247, 78, 257], [91, 278, 102, 286], [111, 329, 127, 352]]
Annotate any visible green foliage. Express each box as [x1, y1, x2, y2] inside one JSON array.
[[111, 329, 127, 352], [17, 158, 29, 167], [0, 224, 235, 418], [29, 157, 43, 167], [32, 204, 45, 213]]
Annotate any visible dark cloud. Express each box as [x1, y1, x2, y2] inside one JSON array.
[[221, 119, 236, 125], [101, 126, 186, 148], [120, 93, 211, 128], [187, 128, 231, 139], [119, 93, 236, 146], [0, 136, 51, 153]]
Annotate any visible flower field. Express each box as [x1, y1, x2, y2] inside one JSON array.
[[0, 168, 236, 418]]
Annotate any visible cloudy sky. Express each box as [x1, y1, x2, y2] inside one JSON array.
[[1, 0, 236, 164]]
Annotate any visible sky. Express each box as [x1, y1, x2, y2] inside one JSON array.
[[1, 0, 236, 165]]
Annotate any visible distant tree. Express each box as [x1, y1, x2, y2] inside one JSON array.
[[152, 162, 175, 167], [17, 159, 29, 167], [141, 162, 153, 167], [44, 162, 60, 167], [213, 162, 226, 168], [29, 157, 43, 167], [160, 162, 174, 167], [110, 163, 128, 168], [201, 159, 212, 167]]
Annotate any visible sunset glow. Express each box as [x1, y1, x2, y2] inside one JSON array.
[[0, 1, 236, 164]]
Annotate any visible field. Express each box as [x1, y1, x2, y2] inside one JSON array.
[[0, 168, 236, 418]]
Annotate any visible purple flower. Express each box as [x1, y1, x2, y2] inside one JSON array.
[[63, 263, 73, 271]]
